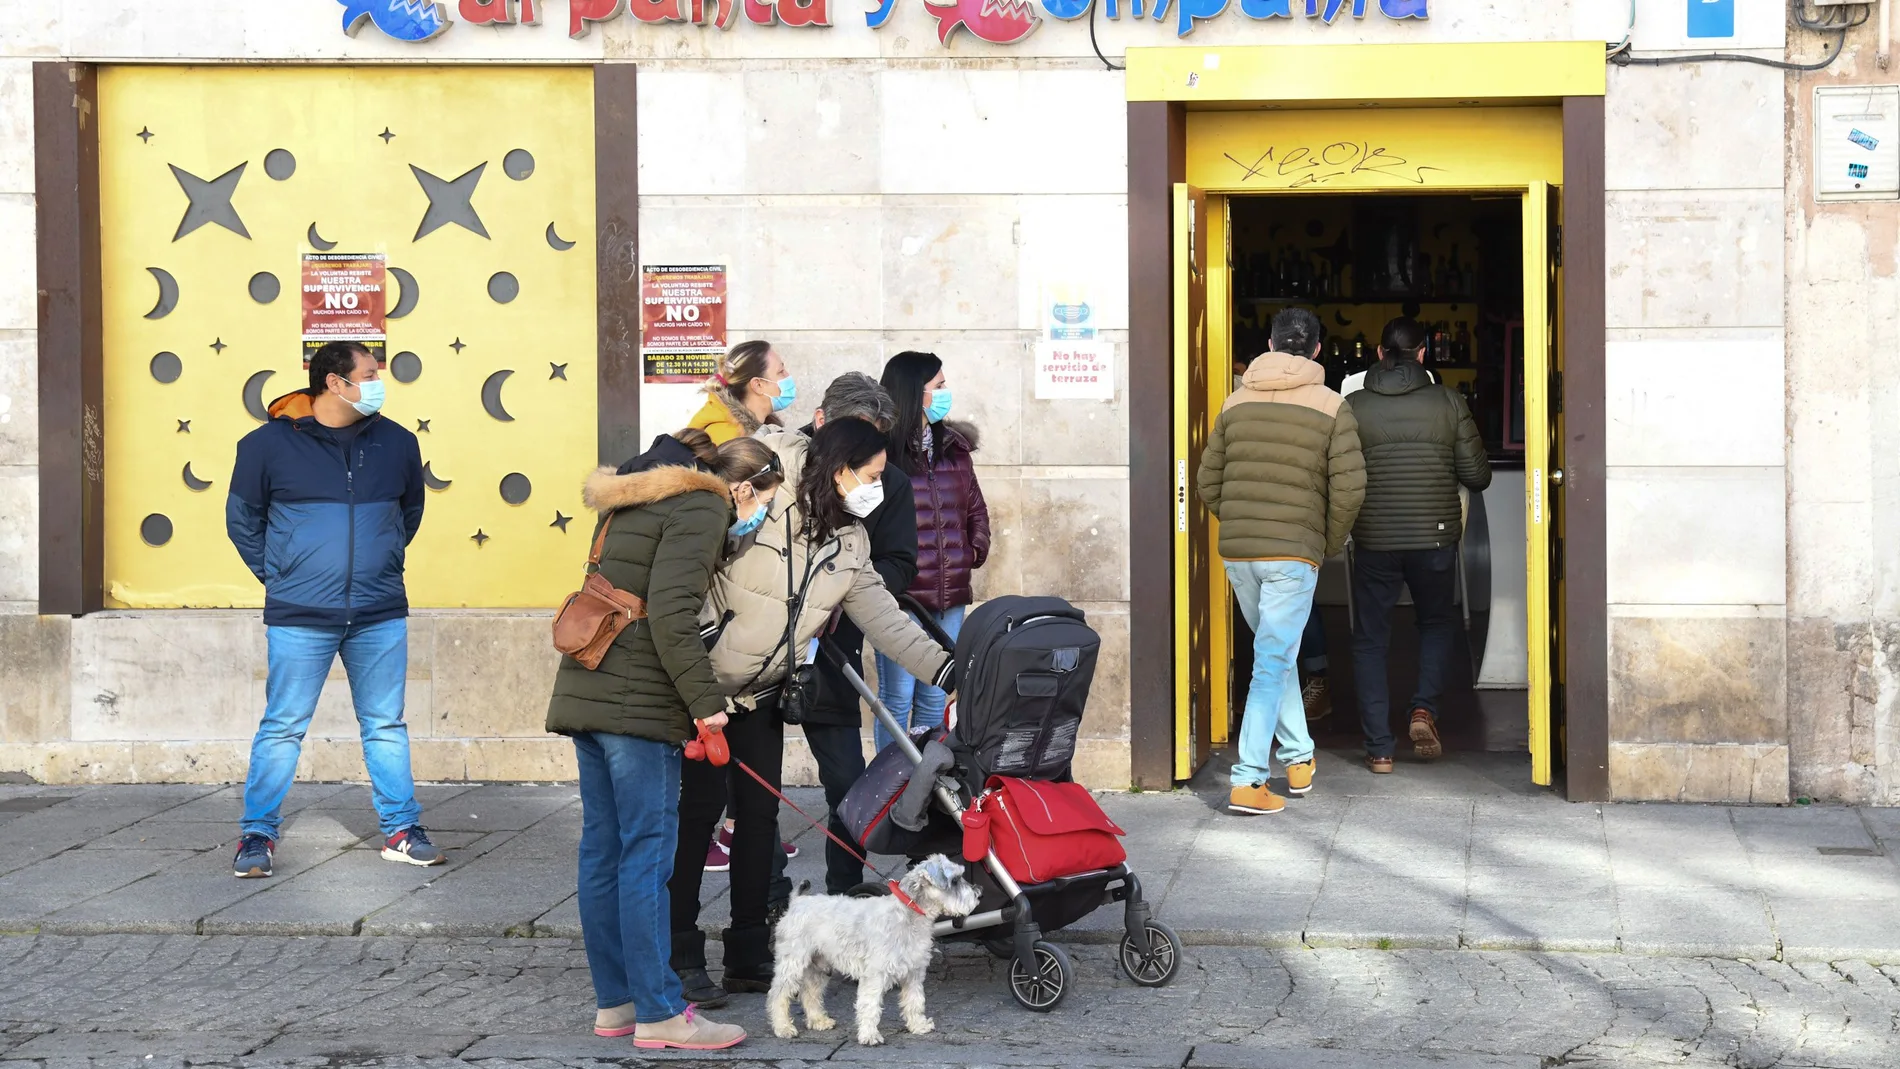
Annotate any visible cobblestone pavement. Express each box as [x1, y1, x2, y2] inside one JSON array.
[[2, 934, 1899, 1069]]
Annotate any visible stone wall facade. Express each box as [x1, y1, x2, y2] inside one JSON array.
[[0, 1, 1884, 801]]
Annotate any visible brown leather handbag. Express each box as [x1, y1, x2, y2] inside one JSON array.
[[552, 513, 648, 670]]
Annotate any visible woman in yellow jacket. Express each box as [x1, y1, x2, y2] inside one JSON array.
[[690, 341, 796, 444]]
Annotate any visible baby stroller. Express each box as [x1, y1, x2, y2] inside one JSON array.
[[827, 594, 1183, 1012]]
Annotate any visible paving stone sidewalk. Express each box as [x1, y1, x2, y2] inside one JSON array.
[[3, 934, 1900, 1069], [2, 752, 1898, 960]]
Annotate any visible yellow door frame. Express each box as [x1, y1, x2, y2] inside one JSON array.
[[1142, 42, 1602, 786]]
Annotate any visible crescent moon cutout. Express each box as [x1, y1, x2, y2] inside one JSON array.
[[546, 223, 575, 251], [181, 462, 212, 492], [388, 267, 419, 319], [307, 223, 337, 251], [481, 369, 516, 422], [421, 462, 453, 491], [242, 370, 275, 422], [145, 267, 179, 319]]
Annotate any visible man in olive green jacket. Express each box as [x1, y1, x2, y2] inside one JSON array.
[[1198, 308, 1364, 816], [1347, 316, 1491, 772]]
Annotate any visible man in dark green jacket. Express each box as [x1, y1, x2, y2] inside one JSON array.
[[1347, 317, 1491, 773], [1198, 308, 1364, 816]]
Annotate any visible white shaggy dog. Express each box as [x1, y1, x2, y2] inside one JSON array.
[[767, 854, 982, 1046]]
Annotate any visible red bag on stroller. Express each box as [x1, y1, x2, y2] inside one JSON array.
[[978, 776, 1127, 884]]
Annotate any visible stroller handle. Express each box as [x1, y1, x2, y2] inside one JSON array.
[[895, 593, 958, 653], [816, 638, 930, 769]]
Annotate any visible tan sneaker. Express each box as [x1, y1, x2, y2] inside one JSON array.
[[633, 1006, 746, 1050], [1301, 676, 1332, 722], [1286, 757, 1316, 796], [594, 1003, 639, 1038], [1229, 783, 1286, 815], [1409, 708, 1443, 760], [1366, 755, 1394, 774]]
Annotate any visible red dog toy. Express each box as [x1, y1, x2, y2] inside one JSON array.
[[684, 721, 730, 766]]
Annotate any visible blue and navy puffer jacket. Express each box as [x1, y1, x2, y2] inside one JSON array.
[[226, 391, 425, 628]]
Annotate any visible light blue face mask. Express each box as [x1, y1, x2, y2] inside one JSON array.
[[770, 376, 797, 413], [348, 378, 386, 417], [926, 387, 952, 423], [729, 499, 769, 538]]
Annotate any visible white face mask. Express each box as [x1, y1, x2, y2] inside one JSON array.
[[842, 469, 884, 518]]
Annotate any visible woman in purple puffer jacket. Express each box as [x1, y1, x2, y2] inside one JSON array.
[[875, 351, 991, 751]]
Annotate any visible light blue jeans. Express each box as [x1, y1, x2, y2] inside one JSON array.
[[874, 604, 967, 752], [573, 731, 688, 1023], [1225, 561, 1319, 788], [243, 619, 422, 840]]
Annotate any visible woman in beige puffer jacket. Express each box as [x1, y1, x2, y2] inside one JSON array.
[[668, 416, 956, 999]]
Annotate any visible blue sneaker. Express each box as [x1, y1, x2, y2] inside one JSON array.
[[381, 825, 446, 867], [233, 834, 274, 878]]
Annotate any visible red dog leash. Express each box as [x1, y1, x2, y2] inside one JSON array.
[[687, 723, 920, 910]]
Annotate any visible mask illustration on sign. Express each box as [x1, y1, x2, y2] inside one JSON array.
[[339, 0, 454, 41], [925, 0, 1038, 45]]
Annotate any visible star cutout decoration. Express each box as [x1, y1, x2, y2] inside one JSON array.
[[209, 338, 227, 354], [416, 419, 431, 433], [449, 338, 466, 354], [551, 512, 572, 533], [137, 127, 154, 144], [471, 529, 490, 547], [549, 363, 567, 380], [410, 163, 490, 241], [169, 162, 251, 241], [379, 128, 396, 144], [176, 420, 191, 433]]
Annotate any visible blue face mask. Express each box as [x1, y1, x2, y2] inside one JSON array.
[[729, 494, 770, 538], [348, 378, 386, 417], [770, 376, 797, 413], [926, 387, 952, 423]]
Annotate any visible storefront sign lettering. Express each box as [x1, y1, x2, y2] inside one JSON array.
[[1224, 141, 1444, 188], [338, 0, 1421, 43]]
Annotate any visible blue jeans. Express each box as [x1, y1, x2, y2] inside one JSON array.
[[1224, 561, 1319, 788], [574, 732, 689, 1023], [242, 619, 421, 840], [1300, 604, 1328, 675], [873, 604, 966, 752]]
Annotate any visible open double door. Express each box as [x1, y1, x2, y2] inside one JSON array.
[[1171, 182, 1566, 788]]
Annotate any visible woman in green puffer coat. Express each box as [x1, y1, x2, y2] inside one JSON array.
[[545, 427, 783, 1052]]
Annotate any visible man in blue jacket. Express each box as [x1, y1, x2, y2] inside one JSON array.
[[226, 340, 439, 877]]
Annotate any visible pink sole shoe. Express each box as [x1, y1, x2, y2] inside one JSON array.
[[594, 1025, 638, 1038]]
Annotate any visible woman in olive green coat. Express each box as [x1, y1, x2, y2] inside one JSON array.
[[545, 428, 783, 1052]]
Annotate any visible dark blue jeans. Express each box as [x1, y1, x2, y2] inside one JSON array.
[[1300, 604, 1328, 676], [574, 732, 688, 1023], [1350, 546, 1458, 758]]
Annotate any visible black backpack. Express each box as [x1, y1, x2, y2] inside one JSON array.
[[950, 596, 1100, 785]]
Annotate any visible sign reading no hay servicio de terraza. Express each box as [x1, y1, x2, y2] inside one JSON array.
[[340, 0, 1427, 49]]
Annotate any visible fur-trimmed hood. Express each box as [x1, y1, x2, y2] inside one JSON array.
[[583, 464, 728, 514], [934, 419, 980, 455]]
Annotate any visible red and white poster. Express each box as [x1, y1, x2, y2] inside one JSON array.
[[641, 264, 727, 384], [301, 253, 388, 367]]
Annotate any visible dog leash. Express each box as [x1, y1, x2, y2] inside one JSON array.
[[687, 722, 919, 909]]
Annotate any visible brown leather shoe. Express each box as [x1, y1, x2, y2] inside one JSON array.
[[1409, 708, 1443, 760], [1366, 755, 1394, 774]]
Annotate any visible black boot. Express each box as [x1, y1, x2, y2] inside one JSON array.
[[670, 928, 730, 1009], [720, 924, 775, 994]]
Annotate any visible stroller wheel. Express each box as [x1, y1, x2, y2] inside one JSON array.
[[1007, 941, 1072, 1012], [845, 882, 888, 899], [1118, 920, 1182, 987]]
